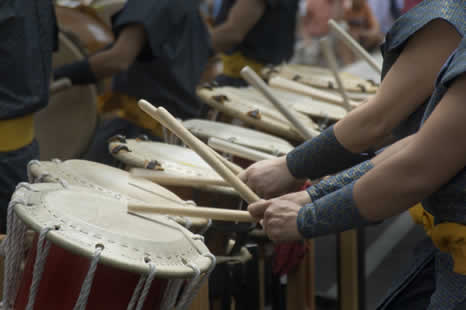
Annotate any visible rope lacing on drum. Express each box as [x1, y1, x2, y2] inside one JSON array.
[[73, 245, 104, 310], [25, 226, 55, 310], [176, 253, 216, 310], [127, 261, 157, 310], [160, 279, 184, 310], [1, 198, 29, 309]]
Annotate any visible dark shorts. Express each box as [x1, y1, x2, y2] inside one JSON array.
[[0, 140, 39, 233]]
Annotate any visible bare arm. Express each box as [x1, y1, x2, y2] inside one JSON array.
[[356, 74, 466, 221], [210, 0, 266, 52], [89, 24, 147, 79], [334, 19, 461, 153]]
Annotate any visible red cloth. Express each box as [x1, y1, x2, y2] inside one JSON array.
[[273, 241, 308, 276], [403, 0, 423, 13]]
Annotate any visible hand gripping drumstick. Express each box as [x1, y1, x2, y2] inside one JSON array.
[[328, 19, 382, 74], [138, 100, 260, 204], [240, 66, 315, 140], [49, 78, 72, 95], [128, 202, 255, 223], [320, 38, 353, 111]]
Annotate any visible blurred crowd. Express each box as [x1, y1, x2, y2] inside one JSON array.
[[204, 0, 423, 67]]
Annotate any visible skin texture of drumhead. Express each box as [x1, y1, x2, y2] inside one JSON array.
[[35, 33, 97, 160], [183, 119, 293, 155], [13, 183, 212, 277], [110, 140, 222, 179], [27, 159, 210, 231]]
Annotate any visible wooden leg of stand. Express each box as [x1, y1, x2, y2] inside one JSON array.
[[188, 279, 210, 310], [0, 234, 6, 300], [306, 240, 316, 310], [286, 240, 315, 310], [258, 246, 265, 310], [338, 230, 359, 310]]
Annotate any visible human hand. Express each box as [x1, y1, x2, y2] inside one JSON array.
[[238, 156, 305, 199], [248, 198, 303, 242]]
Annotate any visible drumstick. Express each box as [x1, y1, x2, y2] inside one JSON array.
[[208, 137, 276, 162], [147, 106, 244, 175], [49, 78, 72, 95], [138, 100, 260, 204], [130, 168, 230, 187], [240, 66, 315, 140], [328, 19, 382, 74], [320, 38, 352, 111], [128, 202, 256, 223]]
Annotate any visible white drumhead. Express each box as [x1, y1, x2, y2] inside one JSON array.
[[13, 183, 213, 277], [183, 119, 293, 156], [109, 140, 222, 179], [27, 159, 210, 230], [35, 32, 97, 160]]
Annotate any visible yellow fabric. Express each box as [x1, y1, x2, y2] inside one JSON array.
[[409, 204, 466, 275], [221, 52, 265, 78], [97, 93, 164, 138], [0, 114, 35, 151]]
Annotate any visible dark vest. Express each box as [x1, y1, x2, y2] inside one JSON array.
[[215, 0, 298, 65], [0, 0, 57, 120], [112, 0, 211, 119]]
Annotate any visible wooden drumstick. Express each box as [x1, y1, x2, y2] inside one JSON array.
[[147, 106, 244, 175], [49, 78, 72, 95], [208, 137, 276, 162], [128, 202, 256, 223], [328, 19, 382, 74], [138, 100, 260, 204], [240, 66, 315, 140], [130, 168, 230, 187], [320, 38, 352, 111]]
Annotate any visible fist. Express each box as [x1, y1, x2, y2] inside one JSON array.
[[239, 156, 305, 199]]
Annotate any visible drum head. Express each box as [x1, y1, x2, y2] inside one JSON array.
[[13, 183, 212, 277], [197, 86, 320, 141], [183, 119, 293, 156], [27, 159, 210, 231], [109, 140, 223, 180], [263, 64, 379, 93], [35, 33, 97, 160]]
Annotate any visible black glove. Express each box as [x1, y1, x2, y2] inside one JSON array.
[[54, 58, 97, 85]]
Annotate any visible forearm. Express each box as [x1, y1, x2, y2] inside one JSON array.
[[334, 19, 461, 153], [89, 48, 128, 80], [306, 135, 413, 201], [210, 0, 265, 53]]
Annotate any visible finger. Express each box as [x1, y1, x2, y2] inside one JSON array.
[[238, 169, 248, 182], [248, 199, 271, 219]]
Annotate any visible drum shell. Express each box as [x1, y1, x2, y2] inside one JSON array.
[[15, 235, 167, 310]]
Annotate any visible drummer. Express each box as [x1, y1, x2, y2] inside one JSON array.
[[241, 1, 465, 309], [0, 1, 57, 233], [209, 0, 300, 86], [54, 0, 211, 164]]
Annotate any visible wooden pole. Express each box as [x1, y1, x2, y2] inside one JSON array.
[[328, 19, 382, 74], [240, 66, 315, 140], [138, 100, 260, 204], [128, 202, 255, 222]]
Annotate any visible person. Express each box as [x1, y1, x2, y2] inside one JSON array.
[[54, 0, 212, 164], [209, 0, 299, 86], [368, 0, 404, 34], [0, 1, 57, 233], [240, 1, 465, 308]]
